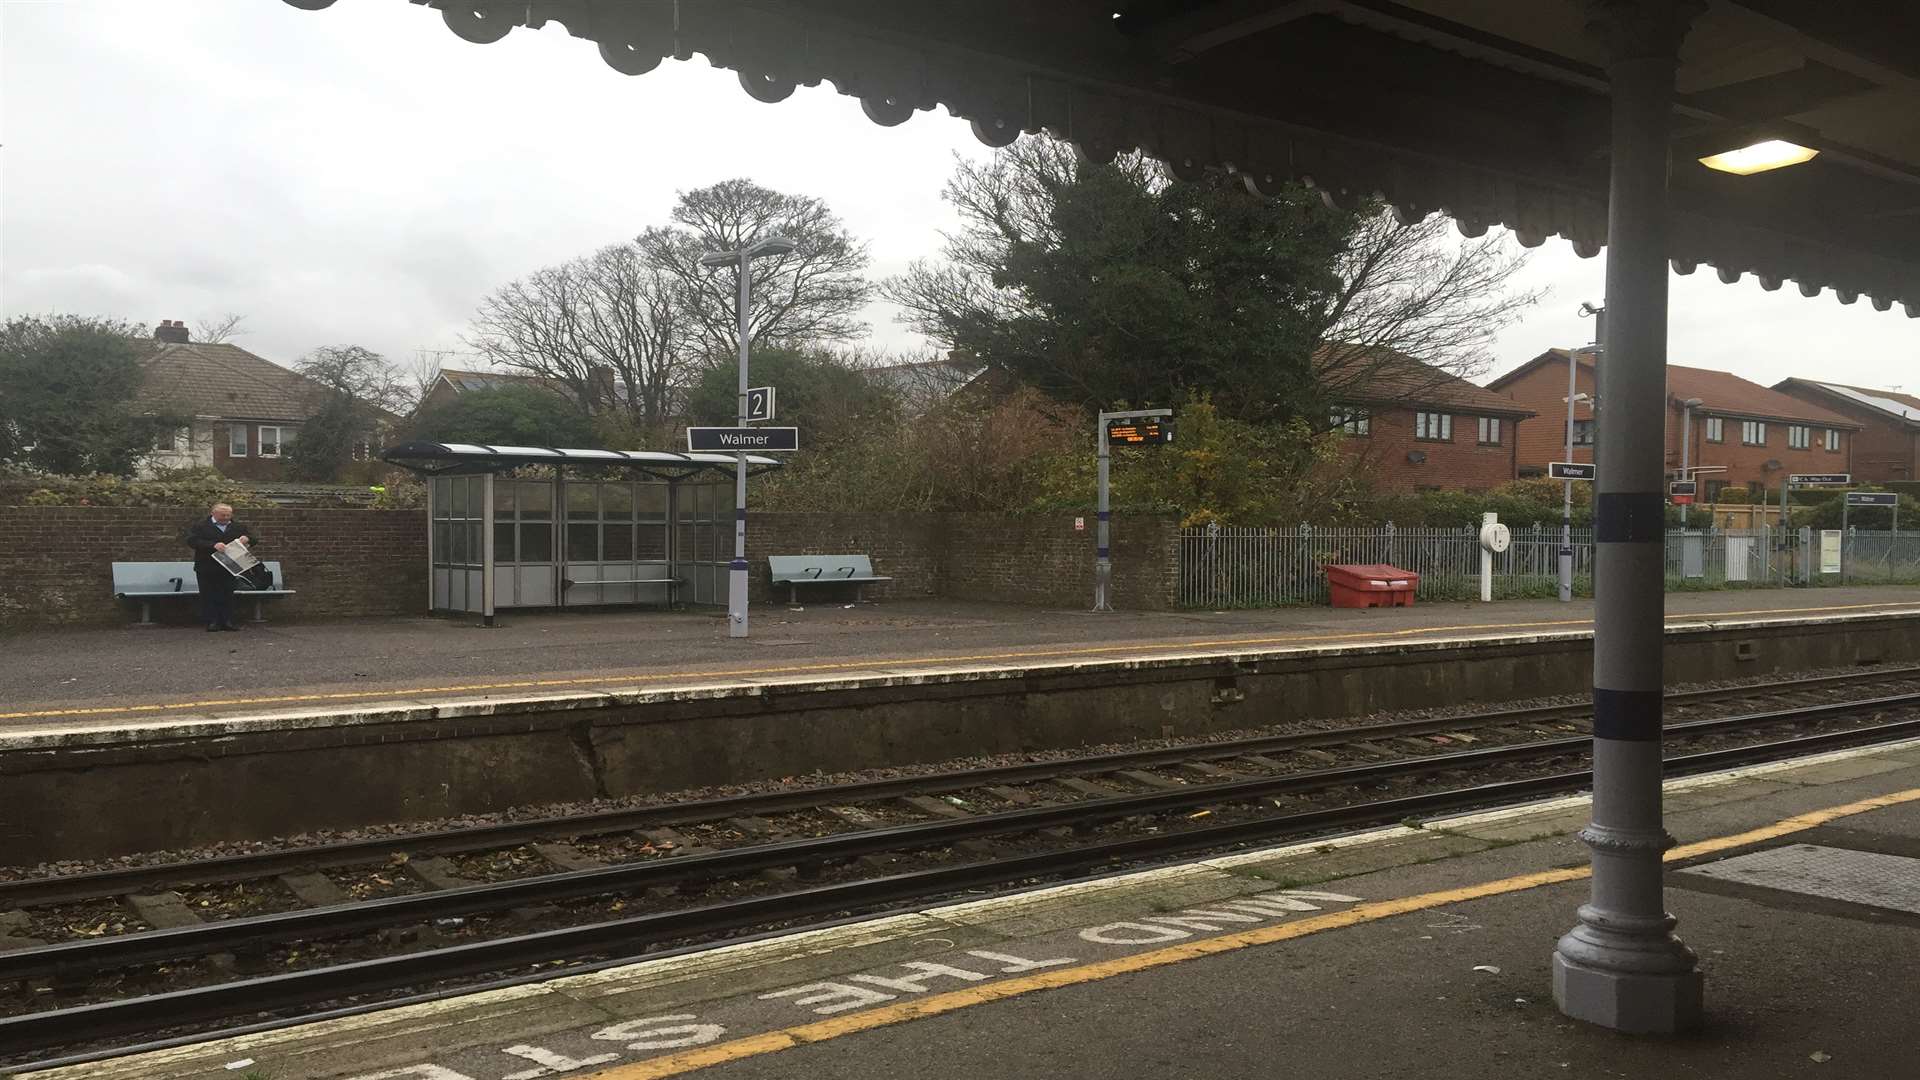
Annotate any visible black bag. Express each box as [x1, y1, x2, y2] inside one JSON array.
[[238, 564, 274, 591]]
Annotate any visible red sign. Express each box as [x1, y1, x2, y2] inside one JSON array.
[[1672, 494, 1695, 505]]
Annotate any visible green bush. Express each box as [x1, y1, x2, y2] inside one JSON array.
[[3, 467, 279, 509]]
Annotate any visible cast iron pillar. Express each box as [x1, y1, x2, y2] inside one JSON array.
[[1553, 0, 1704, 1034]]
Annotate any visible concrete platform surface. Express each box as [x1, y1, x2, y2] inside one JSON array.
[[27, 737, 1920, 1080], [6, 587, 1920, 730]]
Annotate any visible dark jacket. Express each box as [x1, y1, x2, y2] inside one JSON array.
[[185, 516, 259, 574]]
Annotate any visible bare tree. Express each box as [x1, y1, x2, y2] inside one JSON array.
[[636, 179, 874, 363], [194, 313, 247, 345], [466, 242, 686, 425]]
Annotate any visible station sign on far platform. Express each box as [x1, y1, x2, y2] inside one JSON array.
[[1105, 416, 1175, 445], [1846, 491, 1899, 507], [1549, 461, 1596, 481], [1670, 479, 1696, 504], [687, 426, 799, 452], [1790, 473, 1851, 486]]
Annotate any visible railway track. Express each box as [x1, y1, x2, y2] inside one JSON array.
[[5, 666, 1920, 1065]]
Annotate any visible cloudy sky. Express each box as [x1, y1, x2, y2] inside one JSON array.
[[4, 0, 1915, 393]]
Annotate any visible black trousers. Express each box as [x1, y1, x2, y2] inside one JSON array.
[[195, 564, 237, 627]]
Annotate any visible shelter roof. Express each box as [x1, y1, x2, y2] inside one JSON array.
[[381, 441, 784, 479], [282, 1, 1920, 313]]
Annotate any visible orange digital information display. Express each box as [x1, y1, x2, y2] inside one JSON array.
[[1105, 418, 1174, 445]]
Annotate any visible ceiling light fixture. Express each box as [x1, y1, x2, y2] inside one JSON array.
[[1698, 139, 1819, 176]]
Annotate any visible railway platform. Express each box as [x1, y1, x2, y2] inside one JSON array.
[[7, 587, 1920, 730], [22, 726, 1920, 1080]]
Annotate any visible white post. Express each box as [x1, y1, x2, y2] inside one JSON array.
[[481, 473, 497, 627], [1481, 511, 1496, 603], [728, 251, 751, 639], [1094, 419, 1112, 612]]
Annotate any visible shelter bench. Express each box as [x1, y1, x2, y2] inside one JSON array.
[[111, 561, 294, 626], [767, 554, 892, 604]]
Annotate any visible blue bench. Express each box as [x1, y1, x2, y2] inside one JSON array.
[[767, 554, 892, 604], [111, 560, 295, 625]]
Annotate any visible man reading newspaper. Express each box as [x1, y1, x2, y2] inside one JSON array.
[[184, 501, 260, 632]]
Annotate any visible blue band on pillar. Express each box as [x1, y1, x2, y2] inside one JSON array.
[[1595, 492, 1664, 543], [1097, 511, 1111, 521], [729, 559, 749, 570], [736, 509, 747, 521], [1097, 547, 1110, 558], [1592, 687, 1663, 740]]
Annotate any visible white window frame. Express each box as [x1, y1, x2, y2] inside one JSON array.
[[1741, 420, 1767, 446], [228, 425, 248, 457], [1571, 419, 1596, 447], [1705, 417, 1724, 443], [1416, 412, 1452, 441], [1786, 425, 1810, 450], [259, 425, 283, 458], [1476, 417, 1502, 445], [1825, 428, 1842, 452]]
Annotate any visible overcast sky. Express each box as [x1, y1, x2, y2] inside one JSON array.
[[4, 0, 1916, 393]]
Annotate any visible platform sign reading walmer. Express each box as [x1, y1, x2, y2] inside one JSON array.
[[1548, 461, 1596, 481], [687, 427, 799, 452], [1847, 491, 1899, 507]]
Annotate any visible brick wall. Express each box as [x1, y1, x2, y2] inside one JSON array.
[[212, 421, 295, 481], [1671, 414, 1852, 496], [1498, 356, 1598, 473], [0, 506, 426, 630], [1772, 386, 1917, 484], [0, 507, 1178, 630], [1338, 406, 1523, 492]]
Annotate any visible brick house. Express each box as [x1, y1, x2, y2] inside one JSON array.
[[416, 367, 570, 416], [136, 320, 393, 480], [1489, 349, 1859, 499], [1327, 352, 1535, 493], [1771, 379, 1920, 485]]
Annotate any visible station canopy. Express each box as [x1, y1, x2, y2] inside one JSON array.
[[284, 1, 1920, 313], [382, 441, 784, 479]]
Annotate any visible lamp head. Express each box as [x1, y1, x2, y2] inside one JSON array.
[[746, 235, 798, 259], [700, 252, 736, 268]]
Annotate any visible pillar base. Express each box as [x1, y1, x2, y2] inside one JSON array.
[[1552, 952, 1703, 1033]]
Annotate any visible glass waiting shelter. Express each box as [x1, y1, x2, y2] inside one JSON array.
[[382, 442, 781, 623]]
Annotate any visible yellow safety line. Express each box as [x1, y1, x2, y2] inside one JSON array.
[[585, 785, 1920, 1079], [3, 600, 1913, 723]]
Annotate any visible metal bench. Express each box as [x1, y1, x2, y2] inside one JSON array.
[[111, 561, 295, 625], [767, 554, 892, 604]]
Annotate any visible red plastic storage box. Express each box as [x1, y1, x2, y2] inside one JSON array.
[[1323, 564, 1419, 608]]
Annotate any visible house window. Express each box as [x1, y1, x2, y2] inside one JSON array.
[[1570, 419, 1596, 447], [1825, 429, 1842, 452], [228, 425, 248, 457], [1705, 417, 1724, 443], [1741, 420, 1767, 446], [1330, 408, 1370, 436], [1415, 412, 1452, 441], [1706, 479, 1727, 501], [1476, 417, 1502, 445], [1786, 425, 1810, 450], [259, 426, 283, 458]]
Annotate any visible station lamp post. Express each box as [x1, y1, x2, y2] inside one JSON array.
[[701, 234, 797, 639]]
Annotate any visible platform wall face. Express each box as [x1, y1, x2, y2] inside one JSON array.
[[0, 507, 1178, 629], [9, 615, 1914, 861], [0, 506, 428, 629]]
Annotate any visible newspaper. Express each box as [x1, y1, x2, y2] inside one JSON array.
[[211, 535, 260, 578]]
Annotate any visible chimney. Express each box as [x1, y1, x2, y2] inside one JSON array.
[[154, 319, 190, 344]]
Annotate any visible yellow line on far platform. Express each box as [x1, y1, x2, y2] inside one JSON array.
[[584, 785, 1920, 1079], [3, 600, 1913, 723]]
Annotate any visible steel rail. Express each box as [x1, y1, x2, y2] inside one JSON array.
[[2, 715, 1917, 1057], [4, 690, 1915, 983], [5, 664, 1914, 909]]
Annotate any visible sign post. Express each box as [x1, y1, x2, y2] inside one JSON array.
[[1094, 408, 1174, 611], [1548, 462, 1596, 600], [1782, 474, 1850, 584]]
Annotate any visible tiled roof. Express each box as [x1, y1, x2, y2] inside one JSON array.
[[1777, 379, 1920, 427], [439, 368, 556, 393], [1322, 347, 1536, 417], [1489, 350, 1860, 428], [1668, 364, 1858, 428], [134, 342, 328, 421]]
